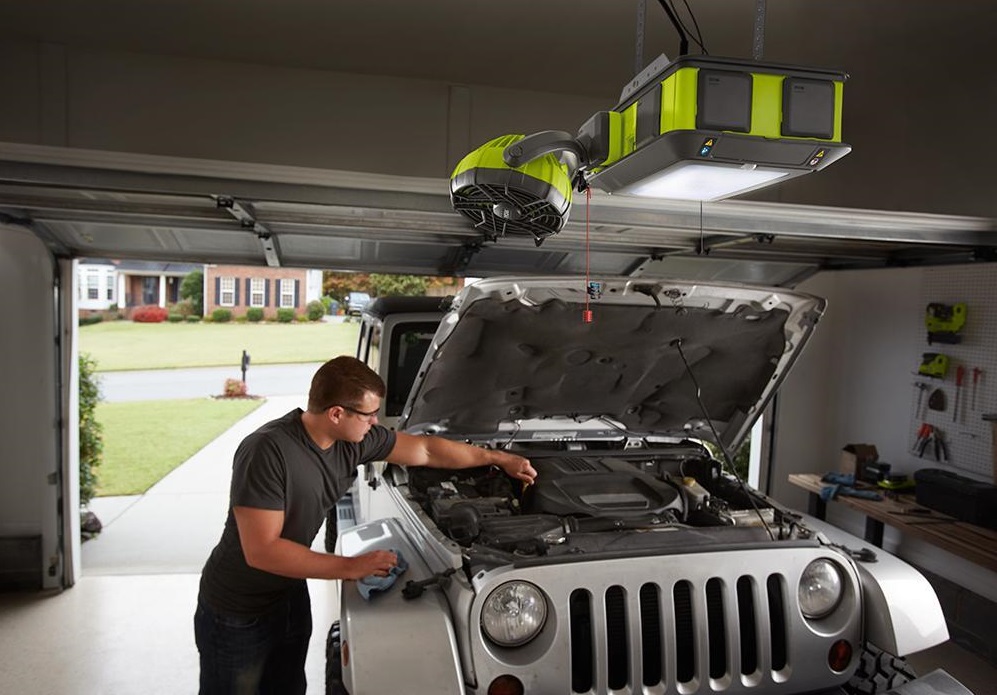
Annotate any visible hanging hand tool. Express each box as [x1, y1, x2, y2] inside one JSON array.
[[928, 387, 946, 412], [913, 381, 928, 418], [914, 423, 932, 455], [953, 365, 965, 423], [972, 367, 982, 411], [915, 424, 948, 462]]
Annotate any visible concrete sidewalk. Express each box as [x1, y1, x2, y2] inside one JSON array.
[[83, 394, 307, 574]]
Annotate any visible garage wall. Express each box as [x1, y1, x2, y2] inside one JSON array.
[[0, 224, 62, 589], [770, 264, 997, 603], [0, 39, 605, 179]]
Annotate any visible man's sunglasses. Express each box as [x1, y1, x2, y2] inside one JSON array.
[[327, 403, 379, 419]]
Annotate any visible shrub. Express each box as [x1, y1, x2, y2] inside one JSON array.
[[169, 299, 196, 318], [246, 307, 264, 322], [79, 353, 103, 508], [235, 315, 248, 324], [79, 314, 104, 326], [211, 308, 232, 323], [276, 307, 296, 323], [167, 313, 183, 323], [180, 269, 204, 316], [223, 378, 248, 397], [132, 305, 169, 323], [306, 300, 325, 321], [185, 315, 201, 323], [297, 314, 309, 323]]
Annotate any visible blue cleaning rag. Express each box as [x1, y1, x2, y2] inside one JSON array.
[[819, 471, 883, 502], [357, 550, 408, 601], [821, 472, 856, 487]]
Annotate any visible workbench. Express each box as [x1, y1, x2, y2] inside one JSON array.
[[788, 473, 997, 574]]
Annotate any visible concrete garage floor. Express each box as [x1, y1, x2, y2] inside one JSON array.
[[1, 396, 996, 694]]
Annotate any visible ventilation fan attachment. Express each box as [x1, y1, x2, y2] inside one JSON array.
[[450, 135, 573, 247]]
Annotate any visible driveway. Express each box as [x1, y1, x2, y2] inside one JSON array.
[[97, 362, 323, 401]]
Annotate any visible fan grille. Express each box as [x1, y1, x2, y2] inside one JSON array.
[[452, 182, 567, 246]]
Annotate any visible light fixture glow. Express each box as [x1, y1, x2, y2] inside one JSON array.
[[617, 162, 790, 201]]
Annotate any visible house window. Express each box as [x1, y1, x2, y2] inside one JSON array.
[[279, 279, 295, 308], [105, 270, 115, 302], [220, 277, 235, 306], [86, 270, 100, 300], [250, 278, 265, 307]]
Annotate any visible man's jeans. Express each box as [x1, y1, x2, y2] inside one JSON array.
[[195, 582, 312, 695]]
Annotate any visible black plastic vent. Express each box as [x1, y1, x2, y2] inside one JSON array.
[[451, 182, 566, 246], [737, 575, 759, 675], [767, 574, 788, 671], [569, 589, 593, 693], [605, 586, 629, 690]]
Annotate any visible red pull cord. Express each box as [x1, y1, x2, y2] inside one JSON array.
[[583, 187, 593, 323]]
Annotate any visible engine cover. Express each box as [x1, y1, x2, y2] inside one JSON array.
[[522, 457, 684, 519]]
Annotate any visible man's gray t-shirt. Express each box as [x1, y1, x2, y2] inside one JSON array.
[[198, 408, 396, 615]]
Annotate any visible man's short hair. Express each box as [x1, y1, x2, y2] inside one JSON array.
[[307, 356, 385, 413]]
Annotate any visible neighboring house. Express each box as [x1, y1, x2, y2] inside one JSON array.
[[77, 259, 201, 317], [203, 265, 323, 319]]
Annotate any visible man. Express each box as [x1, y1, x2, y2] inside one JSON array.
[[195, 355, 535, 694]]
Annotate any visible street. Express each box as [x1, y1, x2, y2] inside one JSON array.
[[96, 362, 323, 402]]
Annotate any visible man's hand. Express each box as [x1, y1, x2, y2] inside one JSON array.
[[346, 549, 398, 579], [491, 451, 537, 486]]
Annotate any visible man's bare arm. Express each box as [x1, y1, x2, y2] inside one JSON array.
[[233, 506, 396, 579], [387, 432, 537, 485]]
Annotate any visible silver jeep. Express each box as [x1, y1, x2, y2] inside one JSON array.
[[327, 277, 973, 695]]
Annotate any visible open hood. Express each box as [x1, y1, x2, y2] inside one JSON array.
[[399, 277, 824, 449]]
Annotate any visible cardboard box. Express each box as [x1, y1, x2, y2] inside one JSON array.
[[840, 444, 878, 479]]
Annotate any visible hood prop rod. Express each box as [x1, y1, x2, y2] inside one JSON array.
[[671, 338, 776, 541]]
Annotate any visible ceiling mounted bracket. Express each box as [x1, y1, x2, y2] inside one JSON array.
[[213, 194, 281, 267]]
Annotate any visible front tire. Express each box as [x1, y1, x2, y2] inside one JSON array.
[[326, 620, 348, 695], [845, 642, 916, 694]]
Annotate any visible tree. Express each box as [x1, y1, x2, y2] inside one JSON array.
[[180, 269, 204, 316], [323, 272, 371, 302], [369, 273, 428, 296]]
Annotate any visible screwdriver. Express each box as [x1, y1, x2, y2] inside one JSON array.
[[953, 365, 965, 423], [972, 367, 982, 411]]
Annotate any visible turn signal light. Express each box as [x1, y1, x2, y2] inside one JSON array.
[[488, 674, 524, 695], [828, 639, 852, 672]]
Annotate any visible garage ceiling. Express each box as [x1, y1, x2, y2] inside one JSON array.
[[1, 1, 996, 285]]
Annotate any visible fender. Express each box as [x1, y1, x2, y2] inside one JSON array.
[[802, 515, 949, 656], [338, 517, 464, 694]]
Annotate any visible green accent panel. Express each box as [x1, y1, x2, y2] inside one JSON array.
[[450, 134, 572, 201], [621, 103, 638, 160], [605, 111, 625, 166], [749, 73, 783, 138], [659, 67, 698, 135], [833, 81, 844, 141]]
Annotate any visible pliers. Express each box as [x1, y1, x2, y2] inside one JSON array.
[[915, 424, 948, 462]]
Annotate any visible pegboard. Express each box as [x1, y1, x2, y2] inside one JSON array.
[[909, 266, 997, 479]]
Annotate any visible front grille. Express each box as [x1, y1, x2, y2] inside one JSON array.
[[469, 548, 860, 694], [568, 574, 788, 692]]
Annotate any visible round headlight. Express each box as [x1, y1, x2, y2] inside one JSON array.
[[798, 559, 844, 619], [481, 581, 547, 647]]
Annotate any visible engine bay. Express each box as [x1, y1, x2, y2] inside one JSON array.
[[402, 442, 813, 563]]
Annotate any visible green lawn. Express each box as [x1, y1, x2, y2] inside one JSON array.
[[95, 398, 264, 496], [80, 320, 360, 371]]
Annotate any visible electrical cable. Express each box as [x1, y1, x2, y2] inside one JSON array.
[[656, 0, 707, 55], [671, 337, 776, 541], [678, 0, 709, 54]]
